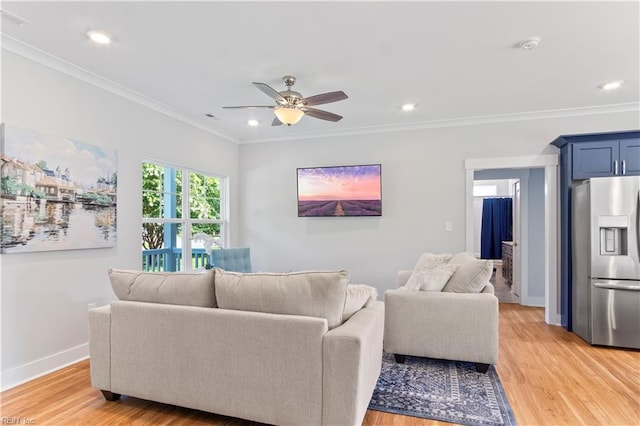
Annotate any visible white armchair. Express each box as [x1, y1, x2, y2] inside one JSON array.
[[384, 267, 499, 373]]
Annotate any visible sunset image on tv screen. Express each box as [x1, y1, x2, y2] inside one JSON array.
[[297, 164, 382, 217]]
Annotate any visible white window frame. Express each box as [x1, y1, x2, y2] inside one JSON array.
[[142, 159, 228, 271]]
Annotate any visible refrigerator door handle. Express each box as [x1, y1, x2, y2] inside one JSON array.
[[637, 189, 640, 258], [593, 281, 640, 291]]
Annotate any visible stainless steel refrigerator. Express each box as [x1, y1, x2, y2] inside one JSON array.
[[572, 176, 640, 349]]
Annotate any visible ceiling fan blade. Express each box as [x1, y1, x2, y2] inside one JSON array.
[[303, 108, 343, 122], [252, 82, 286, 104], [222, 105, 275, 109], [302, 91, 348, 106], [272, 117, 283, 126]]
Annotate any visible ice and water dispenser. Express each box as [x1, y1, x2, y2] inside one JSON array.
[[598, 216, 628, 256]]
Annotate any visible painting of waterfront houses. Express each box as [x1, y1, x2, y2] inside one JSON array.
[[1, 124, 117, 253]]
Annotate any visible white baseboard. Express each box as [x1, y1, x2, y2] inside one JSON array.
[[548, 313, 562, 326], [521, 296, 545, 307], [1, 343, 89, 391]]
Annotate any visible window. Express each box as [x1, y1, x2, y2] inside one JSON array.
[[141, 161, 226, 271], [473, 184, 498, 197]]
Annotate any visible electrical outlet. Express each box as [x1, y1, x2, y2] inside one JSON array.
[[445, 221, 453, 232], [88, 303, 97, 310]]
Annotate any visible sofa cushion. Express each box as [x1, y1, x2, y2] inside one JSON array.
[[214, 269, 349, 329], [418, 263, 459, 291], [404, 253, 452, 290], [109, 269, 216, 307], [343, 284, 378, 320], [442, 252, 493, 293]]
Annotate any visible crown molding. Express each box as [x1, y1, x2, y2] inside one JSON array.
[[1, 35, 239, 143], [240, 102, 640, 144], [3, 35, 638, 146]]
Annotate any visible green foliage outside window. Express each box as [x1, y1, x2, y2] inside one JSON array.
[[142, 163, 221, 250]]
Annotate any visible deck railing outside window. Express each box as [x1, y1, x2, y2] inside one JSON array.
[[142, 248, 209, 272]]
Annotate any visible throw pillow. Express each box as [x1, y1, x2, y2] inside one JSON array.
[[343, 284, 378, 320], [108, 268, 217, 307], [404, 253, 452, 290], [214, 269, 349, 329], [442, 252, 493, 293], [417, 263, 458, 292]]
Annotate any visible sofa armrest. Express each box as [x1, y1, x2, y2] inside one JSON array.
[[89, 305, 111, 391], [396, 270, 412, 288], [323, 301, 384, 426], [384, 290, 498, 364], [481, 282, 495, 294]]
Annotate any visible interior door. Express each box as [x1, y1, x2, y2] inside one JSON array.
[[512, 180, 522, 298]]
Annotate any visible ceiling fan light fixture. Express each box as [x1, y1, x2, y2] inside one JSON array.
[[274, 107, 304, 126]]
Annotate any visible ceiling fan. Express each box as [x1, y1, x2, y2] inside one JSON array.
[[223, 75, 348, 126]]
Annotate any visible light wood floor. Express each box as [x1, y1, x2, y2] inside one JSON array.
[[1, 304, 639, 425]]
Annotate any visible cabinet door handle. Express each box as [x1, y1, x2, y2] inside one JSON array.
[[622, 160, 626, 175], [614, 160, 619, 175]]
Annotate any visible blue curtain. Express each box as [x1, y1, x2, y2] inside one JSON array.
[[480, 198, 513, 259]]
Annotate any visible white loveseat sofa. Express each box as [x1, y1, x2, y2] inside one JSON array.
[[384, 252, 499, 372], [90, 268, 384, 426]]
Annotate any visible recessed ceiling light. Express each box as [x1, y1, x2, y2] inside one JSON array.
[[599, 80, 624, 91], [401, 103, 416, 111], [86, 30, 112, 45], [247, 119, 259, 127]]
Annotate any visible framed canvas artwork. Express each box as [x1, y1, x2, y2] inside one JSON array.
[[0, 124, 118, 253]]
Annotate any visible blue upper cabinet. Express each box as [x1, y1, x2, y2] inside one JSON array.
[[572, 141, 619, 179], [620, 138, 640, 176], [561, 135, 640, 180]]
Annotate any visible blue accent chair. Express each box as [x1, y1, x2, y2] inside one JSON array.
[[209, 247, 252, 272]]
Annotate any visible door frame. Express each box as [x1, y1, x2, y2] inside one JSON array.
[[512, 179, 522, 299], [465, 154, 560, 325]]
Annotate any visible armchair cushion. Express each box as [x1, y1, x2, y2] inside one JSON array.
[[404, 253, 452, 290], [442, 252, 493, 293], [209, 247, 252, 272], [417, 263, 458, 291]]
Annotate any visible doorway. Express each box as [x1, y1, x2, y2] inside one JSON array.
[[473, 177, 520, 304], [465, 154, 560, 325]]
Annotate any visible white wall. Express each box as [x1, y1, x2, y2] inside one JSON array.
[[239, 113, 639, 296], [0, 51, 239, 389]]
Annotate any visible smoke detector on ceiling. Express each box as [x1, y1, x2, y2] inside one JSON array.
[[0, 9, 30, 26], [519, 37, 541, 50]]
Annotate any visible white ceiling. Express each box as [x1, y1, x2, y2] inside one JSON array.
[[2, 1, 639, 143]]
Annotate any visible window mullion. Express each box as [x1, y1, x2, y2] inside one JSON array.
[[182, 169, 191, 270]]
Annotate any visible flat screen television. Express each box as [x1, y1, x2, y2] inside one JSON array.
[[297, 164, 382, 217]]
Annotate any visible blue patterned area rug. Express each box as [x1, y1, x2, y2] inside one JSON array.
[[369, 353, 517, 426]]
